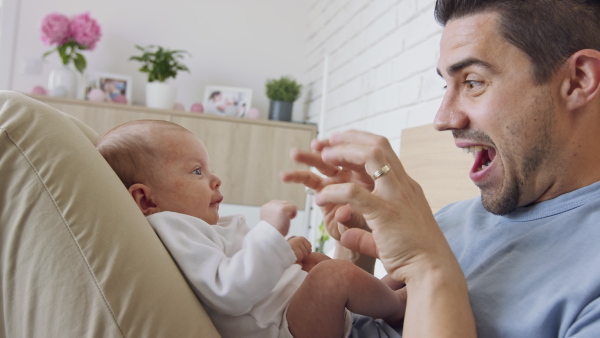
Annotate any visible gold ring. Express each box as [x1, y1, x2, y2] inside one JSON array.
[[371, 164, 391, 181]]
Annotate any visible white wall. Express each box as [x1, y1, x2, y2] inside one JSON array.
[[304, 0, 445, 277], [6, 0, 308, 120], [0, 0, 19, 90], [304, 0, 445, 154]]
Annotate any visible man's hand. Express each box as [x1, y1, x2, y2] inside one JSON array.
[[260, 200, 297, 236], [281, 142, 372, 241], [309, 130, 456, 283]]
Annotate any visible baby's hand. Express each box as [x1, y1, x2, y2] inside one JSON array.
[[287, 236, 312, 264], [261, 200, 297, 236]]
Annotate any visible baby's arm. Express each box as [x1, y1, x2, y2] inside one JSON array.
[[262, 201, 319, 268]]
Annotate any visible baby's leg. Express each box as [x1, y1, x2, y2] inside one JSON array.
[[286, 259, 406, 338]]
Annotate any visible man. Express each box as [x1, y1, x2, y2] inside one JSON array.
[[283, 0, 600, 336]]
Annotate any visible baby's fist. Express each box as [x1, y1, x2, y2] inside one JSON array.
[[261, 200, 297, 236]]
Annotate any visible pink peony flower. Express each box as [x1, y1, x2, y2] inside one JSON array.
[[40, 13, 71, 46], [69, 12, 102, 50]]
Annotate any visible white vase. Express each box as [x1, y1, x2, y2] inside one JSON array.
[[48, 65, 79, 99], [146, 82, 176, 109]]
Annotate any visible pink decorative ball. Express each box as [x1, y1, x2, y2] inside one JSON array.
[[190, 103, 204, 113], [113, 94, 127, 104], [173, 102, 185, 111], [86, 88, 105, 102], [246, 108, 261, 119], [31, 85, 47, 95]]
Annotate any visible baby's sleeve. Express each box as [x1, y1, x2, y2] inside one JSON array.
[[147, 212, 296, 316]]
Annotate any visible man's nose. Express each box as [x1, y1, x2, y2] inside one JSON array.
[[433, 92, 469, 131]]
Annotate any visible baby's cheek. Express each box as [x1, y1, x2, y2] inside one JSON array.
[[172, 180, 187, 190]]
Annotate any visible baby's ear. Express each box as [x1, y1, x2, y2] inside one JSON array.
[[128, 183, 160, 216]]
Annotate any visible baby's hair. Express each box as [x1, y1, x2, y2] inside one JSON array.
[[96, 120, 192, 188]]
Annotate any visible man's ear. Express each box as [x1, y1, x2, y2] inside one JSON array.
[[561, 49, 600, 111], [128, 183, 160, 216]]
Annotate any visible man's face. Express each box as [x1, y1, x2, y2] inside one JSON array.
[[435, 12, 562, 215], [150, 130, 223, 224]]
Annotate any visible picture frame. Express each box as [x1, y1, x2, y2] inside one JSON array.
[[83, 72, 132, 105], [203, 85, 252, 117]]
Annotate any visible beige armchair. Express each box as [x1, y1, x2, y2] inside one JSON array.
[[0, 91, 220, 337]]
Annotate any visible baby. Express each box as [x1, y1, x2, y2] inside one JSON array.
[[96, 120, 405, 338]]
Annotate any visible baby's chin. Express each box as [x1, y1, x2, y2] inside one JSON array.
[[205, 209, 220, 225]]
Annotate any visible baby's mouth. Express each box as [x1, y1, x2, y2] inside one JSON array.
[[211, 196, 223, 206], [462, 145, 497, 173]]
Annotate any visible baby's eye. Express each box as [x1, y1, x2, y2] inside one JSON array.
[[192, 168, 203, 176]]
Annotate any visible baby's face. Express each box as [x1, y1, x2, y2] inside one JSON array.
[[150, 130, 223, 224]]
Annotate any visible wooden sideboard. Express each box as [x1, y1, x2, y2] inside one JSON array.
[[31, 95, 317, 207]]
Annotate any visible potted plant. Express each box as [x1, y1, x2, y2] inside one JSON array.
[[265, 76, 302, 121], [129, 45, 190, 109]]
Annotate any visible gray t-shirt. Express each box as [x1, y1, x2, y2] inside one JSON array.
[[350, 180, 600, 337]]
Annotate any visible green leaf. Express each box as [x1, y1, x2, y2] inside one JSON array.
[[42, 49, 55, 59], [129, 44, 191, 82], [265, 76, 302, 102], [60, 54, 70, 65], [73, 53, 86, 73]]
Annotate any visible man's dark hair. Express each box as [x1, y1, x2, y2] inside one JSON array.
[[434, 0, 600, 84]]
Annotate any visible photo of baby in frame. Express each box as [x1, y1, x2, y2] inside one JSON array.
[[84, 72, 132, 105], [203, 85, 252, 117]]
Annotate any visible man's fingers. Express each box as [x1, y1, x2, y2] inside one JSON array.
[[321, 144, 381, 172], [314, 183, 379, 217], [280, 170, 323, 190], [339, 228, 378, 258], [335, 205, 370, 231], [323, 131, 409, 182], [290, 148, 340, 177], [329, 130, 391, 148], [310, 138, 331, 152]]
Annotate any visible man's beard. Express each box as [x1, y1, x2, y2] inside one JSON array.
[[481, 177, 520, 215], [453, 118, 553, 216]]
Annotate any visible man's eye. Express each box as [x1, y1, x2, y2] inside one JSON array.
[[465, 80, 483, 89], [192, 168, 203, 176]]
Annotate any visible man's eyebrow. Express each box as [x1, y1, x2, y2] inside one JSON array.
[[436, 58, 495, 78]]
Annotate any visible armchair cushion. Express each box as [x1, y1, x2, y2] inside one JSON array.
[[0, 91, 219, 337]]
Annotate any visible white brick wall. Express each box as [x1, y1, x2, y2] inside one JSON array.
[[304, 0, 444, 154]]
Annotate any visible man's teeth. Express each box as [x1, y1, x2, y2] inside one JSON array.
[[462, 146, 492, 171], [462, 145, 490, 157]]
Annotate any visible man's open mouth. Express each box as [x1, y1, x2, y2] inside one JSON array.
[[463, 145, 497, 173]]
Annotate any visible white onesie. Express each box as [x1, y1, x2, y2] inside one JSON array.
[[147, 211, 308, 338]]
